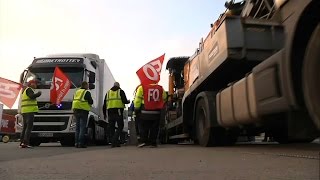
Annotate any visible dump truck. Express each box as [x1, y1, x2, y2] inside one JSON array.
[[16, 53, 115, 146], [161, 0, 320, 146]]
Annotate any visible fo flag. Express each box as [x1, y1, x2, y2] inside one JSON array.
[[0, 77, 22, 109], [50, 66, 71, 105], [136, 54, 165, 85]]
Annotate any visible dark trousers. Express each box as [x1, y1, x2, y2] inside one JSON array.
[[21, 113, 35, 145], [135, 117, 140, 136], [74, 111, 88, 146], [109, 114, 124, 146], [139, 118, 160, 145]]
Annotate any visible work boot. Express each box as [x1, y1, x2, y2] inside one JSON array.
[[137, 143, 146, 148]]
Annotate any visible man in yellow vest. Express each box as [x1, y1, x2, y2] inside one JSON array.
[[103, 82, 130, 148], [20, 80, 41, 148], [134, 83, 166, 148], [72, 81, 93, 148]]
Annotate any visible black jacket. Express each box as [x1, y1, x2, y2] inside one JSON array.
[[25, 87, 41, 99], [103, 86, 129, 118]]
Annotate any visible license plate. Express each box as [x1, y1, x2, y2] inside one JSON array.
[[38, 133, 53, 137]]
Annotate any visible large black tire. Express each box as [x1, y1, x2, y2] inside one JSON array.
[[195, 92, 238, 147], [87, 122, 96, 145], [303, 23, 320, 130], [195, 92, 230, 146], [96, 127, 109, 146], [196, 97, 214, 147]]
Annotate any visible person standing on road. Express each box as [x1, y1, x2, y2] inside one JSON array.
[[20, 80, 41, 148], [103, 82, 130, 148], [134, 83, 166, 148], [72, 81, 93, 148]]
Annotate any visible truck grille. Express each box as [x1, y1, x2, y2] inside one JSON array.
[[33, 116, 69, 131], [37, 102, 72, 110]]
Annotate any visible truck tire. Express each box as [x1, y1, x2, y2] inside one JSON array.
[[195, 92, 229, 146], [196, 98, 214, 147], [303, 23, 320, 130], [87, 121, 96, 145], [96, 126, 109, 146]]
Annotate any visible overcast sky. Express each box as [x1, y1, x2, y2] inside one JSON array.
[[0, 0, 227, 108]]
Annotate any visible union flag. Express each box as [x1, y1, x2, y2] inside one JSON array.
[[136, 54, 165, 85], [50, 66, 71, 105]]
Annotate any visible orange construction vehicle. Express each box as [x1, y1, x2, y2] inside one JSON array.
[[161, 0, 320, 146]]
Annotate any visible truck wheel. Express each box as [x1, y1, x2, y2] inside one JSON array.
[[87, 122, 95, 145], [96, 127, 109, 146], [195, 91, 222, 147], [196, 98, 213, 146], [303, 23, 320, 130]]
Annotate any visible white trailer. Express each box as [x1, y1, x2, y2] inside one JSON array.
[[16, 53, 115, 146]]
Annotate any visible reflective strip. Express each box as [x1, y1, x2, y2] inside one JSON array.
[[141, 110, 160, 114], [21, 104, 38, 107], [22, 99, 34, 102]]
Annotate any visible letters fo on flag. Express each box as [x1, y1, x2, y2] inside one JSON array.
[[50, 66, 71, 105], [136, 53, 165, 85], [0, 77, 22, 109]]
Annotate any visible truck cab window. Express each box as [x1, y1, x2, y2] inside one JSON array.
[[24, 67, 84, 89]]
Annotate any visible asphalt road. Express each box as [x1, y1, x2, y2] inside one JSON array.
[[0, 141, 319, 180]]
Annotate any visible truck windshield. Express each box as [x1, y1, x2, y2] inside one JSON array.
[[24, 67, 84, 89]]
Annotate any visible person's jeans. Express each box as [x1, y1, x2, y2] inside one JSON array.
[[109, 114, 124, 146], [74, 111, 88, 146], [21, 113, 35, 145]]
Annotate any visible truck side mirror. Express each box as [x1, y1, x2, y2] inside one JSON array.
[[19, 70, 27, 84], [89, 72, 95, 83], [89, 83, 95, 89]]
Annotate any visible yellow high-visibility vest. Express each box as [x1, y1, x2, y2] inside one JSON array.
[[72, 89, 91, 111], [21, 87, 39, 113], [106, 89, 125, 109]]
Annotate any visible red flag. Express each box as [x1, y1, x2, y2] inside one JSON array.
[[50, 66, 71, 105], [0, 77, 22, 109], [136, 54, 165, 85]]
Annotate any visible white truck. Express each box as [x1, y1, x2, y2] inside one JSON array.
[[16, 53, 115, 146]]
